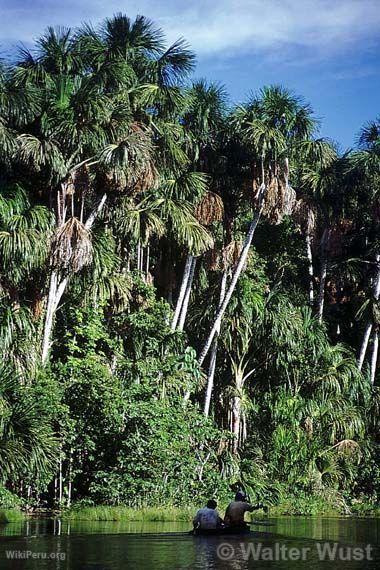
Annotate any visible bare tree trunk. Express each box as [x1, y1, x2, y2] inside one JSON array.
[[54, 475, 58, 504], [137, 241, 141, 272], [370, 329, 379, 384], [198, 184, 266, 366], [41, 273, 72, 363], [41, 271, 58, 363], [41, 194, 107, 364], [177, 257, 197, 331], [358, 323, 373, 371], [231, 395, 241, 455], [146, 244, 150, 277], [140, 245, 144, 273], [27, 484, 32, 509], [59, 453, 63, 505], [306, 234, 314, 305], [204, 271, 228, 416], [171, 255, 194, 331], [284, 156, 290, 188], [373, 255, 380, 299], [317, 255, 327, 322], [84, 193, 107, 230], [358, 254, 380, 370], [67, 448, 73, 509], [317, 228, 330, 323]]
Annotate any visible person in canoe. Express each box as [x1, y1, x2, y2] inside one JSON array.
[[193, 499, 224, 530], [224, 491, 265, 529]]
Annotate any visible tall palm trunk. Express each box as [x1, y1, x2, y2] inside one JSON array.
[[84, 193, 107, 230], [358, 254, 380, 371], [316, 259, 326, 322], [41, 194, 107, 364], [140, 246, 144, 273], [230, 395, 242, 455], [137, 241, 141, 272], [171, 255, 194, 330], [284, 156, 290, 188], [305, 234, 314, 305], [146, 244, 150, 277], [204, 270, 228, 416], [198, 183, 266, 366], [317, 227, 330, 323], [58, 453, 63, 505], [370, 329, 379, 384], [177, 257, 197, 331], [358, 323, 373, 371], [41, 272, 58, 363], [67, 447, 73, 509], [41, 273, 70, 363]]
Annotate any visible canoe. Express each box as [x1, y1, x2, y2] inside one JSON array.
[[192, 525, 251, 536]]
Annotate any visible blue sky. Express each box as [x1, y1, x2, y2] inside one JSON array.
[[1, 0, 379, 148]]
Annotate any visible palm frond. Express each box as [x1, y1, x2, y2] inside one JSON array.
[[51, 217, 93, 273]]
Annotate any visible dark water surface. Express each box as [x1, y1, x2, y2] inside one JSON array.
[[0, 517, 379, 569]]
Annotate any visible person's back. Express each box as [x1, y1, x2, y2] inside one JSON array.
[[193, 500, 221, 530], [224, 492, 254, 527]]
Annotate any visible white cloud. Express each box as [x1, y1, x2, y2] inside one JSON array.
[[1, 0, 379, 59], [160, 0, 380, 56]]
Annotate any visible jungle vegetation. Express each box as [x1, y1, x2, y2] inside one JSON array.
[[0, 13, 379, 515]]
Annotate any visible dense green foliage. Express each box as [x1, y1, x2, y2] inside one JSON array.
[[0, 13, 379, 515]]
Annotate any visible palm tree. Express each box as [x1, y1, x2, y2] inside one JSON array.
[[171, 81, 227, 332], [203, 269, 228, 416], [222, 310, 257, 453], [174, 190, 224, 334], [170, 192, 222, 332], [198, 86, 316, 366], [0, 184, 52, 373], [12, 26, 152, 362], [0, 365, 58, 485], [293, 196, 317, 305], [295, 139, 339, 315], [351, 118, 380, 380], [76, 14, 199, 321], [10, 16, 196, 363], [303, 156, 343, 323], [152, 169, 213, 313], [0, 65, 16, 162]]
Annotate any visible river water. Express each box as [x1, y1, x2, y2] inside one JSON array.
[[0, 517, 379, 569]]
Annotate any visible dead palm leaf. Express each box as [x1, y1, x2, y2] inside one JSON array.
[[195, 191, 224, 226], [293, 197, 317, 236], [51, 217, 93, 272], [262, 177, 296, 224], [329, 439, 361, 457], [222, 240, 243, 269], [204, 248, 221, 271]]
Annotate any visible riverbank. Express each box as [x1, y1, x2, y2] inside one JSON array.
[[265, 496, 380, 517], [60, 498, 380, 522], [61, 505, 196, 522], [1, 495, 379, 525], [0, 509, 25, 523]]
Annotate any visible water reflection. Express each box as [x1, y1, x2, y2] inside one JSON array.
[[0, 518, 378, 569]]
